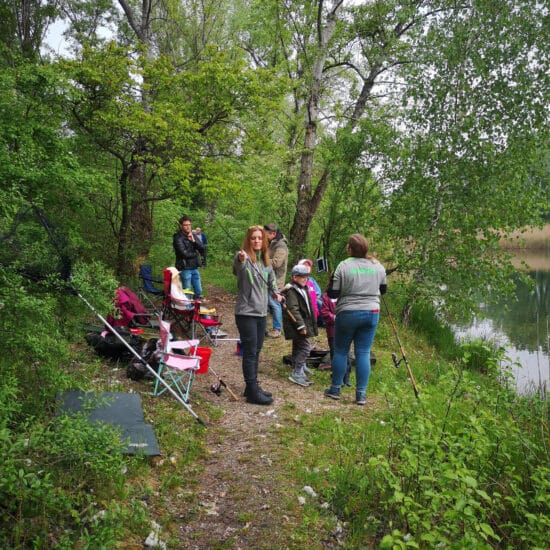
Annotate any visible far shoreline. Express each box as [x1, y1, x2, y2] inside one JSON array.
[[499, 224, 550, 251]]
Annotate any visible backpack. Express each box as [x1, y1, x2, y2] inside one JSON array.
[[127, 338, 162, 380], [86, 327, 144, 361]]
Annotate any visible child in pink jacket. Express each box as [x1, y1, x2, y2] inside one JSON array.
[[320, 282, 352, 384]]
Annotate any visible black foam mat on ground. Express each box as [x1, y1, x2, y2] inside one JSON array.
[[56, 391, 160, 456]]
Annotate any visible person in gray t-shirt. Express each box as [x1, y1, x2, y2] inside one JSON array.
[[324, 234, 387, 405]]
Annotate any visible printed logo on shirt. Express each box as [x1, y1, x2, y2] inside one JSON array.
[[350, 268, 376, 275]]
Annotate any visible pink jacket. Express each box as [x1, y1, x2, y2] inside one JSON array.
[[320, 291, 336, 338], [306, 280, 319, 318]]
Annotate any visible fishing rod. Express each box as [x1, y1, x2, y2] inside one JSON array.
[[209, 368, 239, 400], [382, 295, 420, 399], [29, 204, 208, 425], [213, 217, 242, 250], [75, 289, 208, 426]]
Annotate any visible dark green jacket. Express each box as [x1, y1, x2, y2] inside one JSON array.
[[282, 281, 318, 340]]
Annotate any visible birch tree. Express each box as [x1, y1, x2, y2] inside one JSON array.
[[237, 0, 549, 318]]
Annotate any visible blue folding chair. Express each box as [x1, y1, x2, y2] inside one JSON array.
[[139, 265, 163, 295]]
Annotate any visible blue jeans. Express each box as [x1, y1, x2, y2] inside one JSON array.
[[267, 293, 282, 331], [332, 310, 379, 395], [181, 269, 202, 298]]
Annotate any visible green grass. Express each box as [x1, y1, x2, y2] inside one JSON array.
[[201, 262, 238, 295], [3, 261, 548, 548]]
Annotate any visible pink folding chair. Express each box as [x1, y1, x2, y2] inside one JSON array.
[[153, 317, 200, 403]]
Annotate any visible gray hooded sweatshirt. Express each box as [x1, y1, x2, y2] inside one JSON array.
[[233, 253, 278, 317]]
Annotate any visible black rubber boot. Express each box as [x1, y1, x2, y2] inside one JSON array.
[[253, 363, 272, 398], [245, 382, 273, 405], [257, 383, 272, 398], [243, 386, 273, 398], [243, 384, 272, 399]]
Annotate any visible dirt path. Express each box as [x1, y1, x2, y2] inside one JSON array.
[[166, 286, 340, 549]]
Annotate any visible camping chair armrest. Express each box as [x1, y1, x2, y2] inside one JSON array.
[[163, 352, 200, 371], [168, 294, 195, 308], [140, 274, 163, 284]]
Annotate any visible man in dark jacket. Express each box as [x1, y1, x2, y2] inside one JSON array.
[[173, 215, 205, 298]]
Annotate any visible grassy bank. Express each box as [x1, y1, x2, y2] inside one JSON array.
[[1, 266, 548, 548]]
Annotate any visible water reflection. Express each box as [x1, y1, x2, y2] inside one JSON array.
[[454, 264, 549, 395], [485, 271, 549, 355]]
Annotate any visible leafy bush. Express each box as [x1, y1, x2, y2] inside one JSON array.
[[307, 368, 549, 548], [0, 261, 144, 547], [459, 337, 504, 374], [0, 403, 134, 547], [409, 302, 459, 359]]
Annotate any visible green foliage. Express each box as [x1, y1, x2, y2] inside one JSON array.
[[0, 272, 71, 419], [58, 38, 286, 275], [0, 255, 151, 548], [409, 302, 460, 360], [302, 371, 549, 548], [0, 408, 131, 548], [459, 338, 504, 375], [378, 0, 549, 319]]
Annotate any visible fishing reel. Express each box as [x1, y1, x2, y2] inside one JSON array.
[[391, 352, 402, 369], [210, 379, 227, 396]]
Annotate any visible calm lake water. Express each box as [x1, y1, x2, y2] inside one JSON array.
[[453, 249, 550, 395]]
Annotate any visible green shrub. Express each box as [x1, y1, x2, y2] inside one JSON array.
[[459, 337, 504, 374], [305, 369, 549, 548], [0, 411, 130, 548], [409, 302, 459, 359], [0, 261, 142, 548]]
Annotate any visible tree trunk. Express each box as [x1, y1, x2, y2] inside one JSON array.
[[289, 0, 343, 255], [116, 0, 155, 277], [116, 169, 130, 277], [128, 163, 153, 271]]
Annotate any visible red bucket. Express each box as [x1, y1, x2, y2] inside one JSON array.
[[195, 347, 211, 374]]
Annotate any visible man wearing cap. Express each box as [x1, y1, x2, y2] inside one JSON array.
[[264, 223, 288, 338]]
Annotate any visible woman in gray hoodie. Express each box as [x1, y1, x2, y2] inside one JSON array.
[[233, 225, 282, 405]]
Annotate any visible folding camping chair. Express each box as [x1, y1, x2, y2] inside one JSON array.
[[190, 300, 222, 346], [153, 317, 200, 403], [161, 267, 196, 337], [162, 268, 238, 346], [190, 301, 239, 347], [139, 265, 163, 296], [106, 286, 157, 330]]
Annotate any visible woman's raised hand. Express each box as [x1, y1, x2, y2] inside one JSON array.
[[238, 250, 248, 262]]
